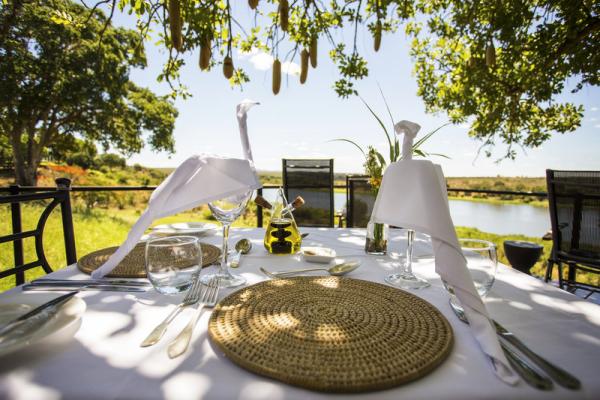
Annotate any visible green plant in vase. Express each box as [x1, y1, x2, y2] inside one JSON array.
[[334, 90, 449, 254]]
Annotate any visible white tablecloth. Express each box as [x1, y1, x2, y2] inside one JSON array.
[[1, 228, 599, 400]]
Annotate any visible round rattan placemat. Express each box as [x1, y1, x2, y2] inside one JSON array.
[[77, 242, 220, 278], [208, 276, 453, 393]]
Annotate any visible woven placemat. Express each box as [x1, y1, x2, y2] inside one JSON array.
[[208, 276, 453, 393], [77, 242, 220, 278]]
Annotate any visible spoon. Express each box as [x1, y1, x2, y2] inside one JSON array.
[[260, 261, 360, 278], [230, 239, 252, 268]]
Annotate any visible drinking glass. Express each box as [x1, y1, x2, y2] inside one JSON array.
[[385, 229, 430, 289], [145, 236, 202, 295], [202, 190, 253, 288], [444, 238, 498, 311]]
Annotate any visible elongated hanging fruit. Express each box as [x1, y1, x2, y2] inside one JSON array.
[[249, 0, 259, 9], [272, 59, 282, 95], [373, 21, 382, 52], [279, 0, 289, 32], [300, 49, 309, 84], [309, 36, 317, 68], [199, 39, 211, 70], [223, 56, 234, 79], [485, 43, 496, 67], [169, 0, 183, 51]]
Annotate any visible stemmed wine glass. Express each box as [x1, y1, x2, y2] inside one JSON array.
[[385, 229, 430, 289], [200, 190, 253, 288]]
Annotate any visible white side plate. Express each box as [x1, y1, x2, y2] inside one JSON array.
[[0, 295, 86, 358], [301, 247, 337, 263]]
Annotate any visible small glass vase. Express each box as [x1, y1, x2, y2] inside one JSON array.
[[365, 221, 388, 255]]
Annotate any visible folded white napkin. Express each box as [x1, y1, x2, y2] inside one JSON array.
[[91, 101, 262, 278], [370, 125, 518, 385]]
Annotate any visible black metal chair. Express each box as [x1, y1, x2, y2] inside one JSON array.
[[345, 175, 377, 228], [545, 170, 600, 298], [0, 178, 76, 287], [282, 159, 334, 227]]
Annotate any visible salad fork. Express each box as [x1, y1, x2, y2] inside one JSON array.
[[140, 276, 203, 347], [167, 276, 220, 358]]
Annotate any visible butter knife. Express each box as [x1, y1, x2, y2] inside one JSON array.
[[493, 320, 581, 390], [22, 284, 147, 292], [0, 291, 78, 341], [33, 278, 151, 287]]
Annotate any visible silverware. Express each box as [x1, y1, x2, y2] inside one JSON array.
[[22, 284, 147, 292], [260, 261, 360, 278], [230, 238, 252, 268], [140, 276, 204, 347], [493, 320, 581, 389], [32, 278, 151, 287], [0, 291, 78, 341], [450, 302, 553, 390], [167, 276, 220, 358]]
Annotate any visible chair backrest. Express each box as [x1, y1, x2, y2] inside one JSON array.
[[0, 178, 77, 287], [346, 175, 376, 228], [546, 170, 600, 264], [282, 159, 334, 227]]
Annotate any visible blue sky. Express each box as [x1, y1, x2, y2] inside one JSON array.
[[111, 6, 600, 176]]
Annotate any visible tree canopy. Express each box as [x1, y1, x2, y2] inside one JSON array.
[[0, 0, 178, 185], [73, 0, 597, 159]]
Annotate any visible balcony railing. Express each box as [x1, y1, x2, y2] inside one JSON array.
[[1, 181, 548, 229]]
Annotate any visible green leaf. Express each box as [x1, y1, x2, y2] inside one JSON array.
[[359, 96, 393, 158], [377, 83, 395, 129], [375, 150, 387, 169], [329, 138, 366, 158], [413, 122, 451, 150]]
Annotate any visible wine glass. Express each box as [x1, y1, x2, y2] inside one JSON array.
[[444, 239, 497, 312], [201, 190, 253, 288], [385, 228, 430, 289]]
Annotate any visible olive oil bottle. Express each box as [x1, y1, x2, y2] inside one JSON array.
[[258, 188, 303, 255]]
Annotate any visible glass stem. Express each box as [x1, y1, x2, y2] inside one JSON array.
[[403, 229, 415, 275], [220, 223, 231, 276]]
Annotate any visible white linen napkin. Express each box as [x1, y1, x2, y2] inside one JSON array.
[[370, 124, 519, 385], [91, 101, 262, 278]]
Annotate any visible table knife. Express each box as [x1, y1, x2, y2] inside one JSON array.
[[33, 278, 151, 287], [22, 284, 147, 292], [0, 291, 78, 341], [493, 320, 581, 390]]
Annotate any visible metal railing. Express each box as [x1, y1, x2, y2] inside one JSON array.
[[1, 181, 548, 229]]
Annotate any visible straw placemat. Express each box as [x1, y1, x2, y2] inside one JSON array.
[[77, 242, 220, 278], [208, 276, 453, 393]]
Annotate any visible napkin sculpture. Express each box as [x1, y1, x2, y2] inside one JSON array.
[[370, 121, 519, 385], [91, 101, 262, 279]]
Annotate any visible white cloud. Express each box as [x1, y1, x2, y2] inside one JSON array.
[[594, 124, 600, 128], [281, 61, 300, 76], [591, 107, 599, 111], [238, 48, 300, 75]]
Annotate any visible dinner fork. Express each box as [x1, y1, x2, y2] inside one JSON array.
[[140, 276, 204, 347], [167, 276, 220, 358]]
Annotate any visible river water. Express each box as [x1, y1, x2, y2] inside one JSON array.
[[261, 190, 550, 237]]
